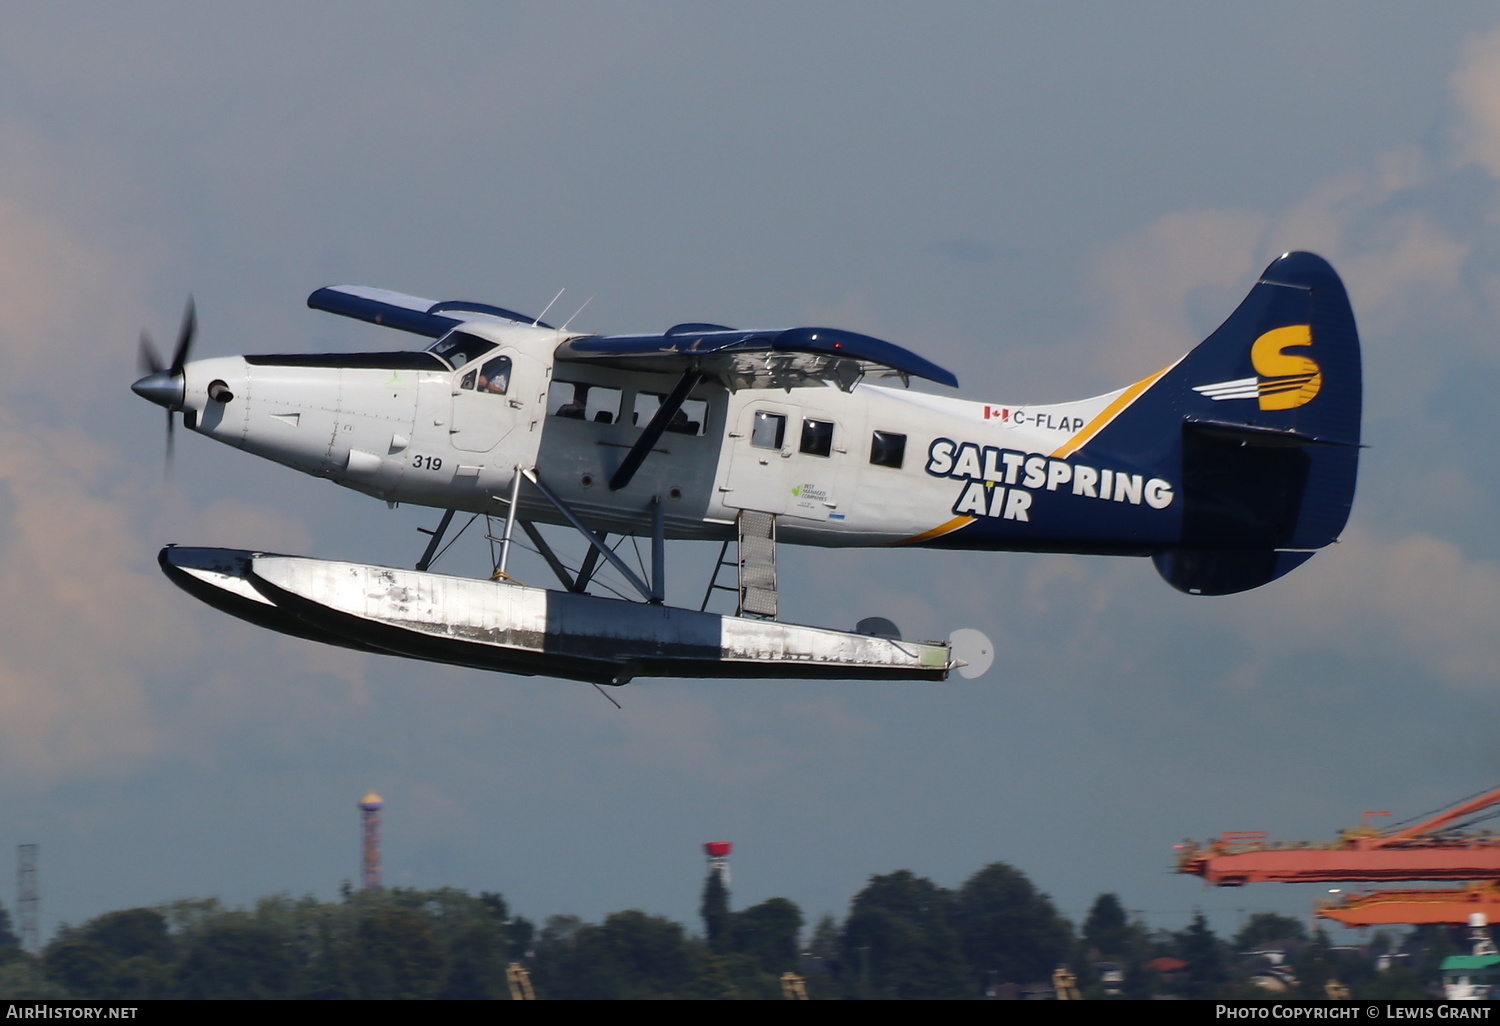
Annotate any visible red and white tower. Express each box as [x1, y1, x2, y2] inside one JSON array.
[[704, 840, 732, 885], [359, 790, 384, 890]]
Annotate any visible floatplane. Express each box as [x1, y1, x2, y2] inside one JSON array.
[[133, 252, 1359, 685]]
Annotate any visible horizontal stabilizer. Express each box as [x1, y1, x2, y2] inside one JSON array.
[[1152, 548, 1314, 596], [1184, 419, 1360, 448]]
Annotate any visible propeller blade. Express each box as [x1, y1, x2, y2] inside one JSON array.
[[168, 298, 196, 376], [138, 331, 164, 376], [134, 297, 195, 475]]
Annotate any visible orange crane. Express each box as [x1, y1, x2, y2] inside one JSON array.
[[1316, 884, 1500, 928], [1176, 786, 1500, 885]]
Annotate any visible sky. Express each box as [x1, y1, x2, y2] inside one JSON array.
[[5, 2, 1500, 946]]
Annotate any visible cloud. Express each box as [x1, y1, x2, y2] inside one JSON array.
[[1452, 24, 1500, 181], [1031, 84, 1500, 709], [0, 408, 376, 784], [1235, 526, 1500, 694], [0, 140, 366, 782], [1083, 209, 1268, 384], [0, 417, 168, 780], [1081, 151, 1467, 396], [0, 114, 163, 392], [0, 199, 135, 383], [0, 131, 166, 781]]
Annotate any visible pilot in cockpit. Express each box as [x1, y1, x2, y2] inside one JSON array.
[[478, 356, 511, 395]]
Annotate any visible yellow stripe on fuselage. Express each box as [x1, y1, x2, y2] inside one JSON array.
[[1049, 362, 1174, 459], [896, 515, 975, 546]]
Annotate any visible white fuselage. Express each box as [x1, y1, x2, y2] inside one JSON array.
[[178, 319, 1155, 549]]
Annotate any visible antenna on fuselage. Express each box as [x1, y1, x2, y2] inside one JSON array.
[[560, 295, 595, 334], [534, 288, 565, 326]]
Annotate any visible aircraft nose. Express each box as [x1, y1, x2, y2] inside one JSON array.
[[131, 369, 184, 410]]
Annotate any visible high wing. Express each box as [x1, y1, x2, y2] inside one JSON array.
[[307, 285, 553, 335], [554, 325, 959, 391], [309, 286, 958, 391]]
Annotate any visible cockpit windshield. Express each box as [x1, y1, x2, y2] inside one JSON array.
[[427, 330, 498, 369]]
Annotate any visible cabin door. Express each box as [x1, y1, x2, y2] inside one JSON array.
[[723, 401, 844, 522]]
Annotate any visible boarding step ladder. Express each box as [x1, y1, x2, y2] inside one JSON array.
[[699, 510, 778, 618]]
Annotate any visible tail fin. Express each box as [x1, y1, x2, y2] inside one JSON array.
[[1091, 252, 1361, 594]]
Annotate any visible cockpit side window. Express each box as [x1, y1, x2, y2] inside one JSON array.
[[428, 330, 497, 369], [477, 356, 511, 395]]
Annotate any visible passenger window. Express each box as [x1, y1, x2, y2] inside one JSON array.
[[751, 411, 786, 450], [869, 431, 906, 468], [632, 393, 708, 436], [548, 381, 621, 424], [547, 381, 578, 417], [800, 419, 833, 457]]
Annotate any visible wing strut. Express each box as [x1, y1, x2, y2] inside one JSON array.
[[516, 520, 611, 593], [608, 370, 703, 492]]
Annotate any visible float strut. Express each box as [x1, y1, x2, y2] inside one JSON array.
[[518, 521, 576, 591], [522, 468, 654, 602], [575, 535, 606, 592], [496, 467, 523, 579], [415, 509, 457, 571]]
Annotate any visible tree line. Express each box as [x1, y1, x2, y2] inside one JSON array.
[[0, 862, 1456, 999]]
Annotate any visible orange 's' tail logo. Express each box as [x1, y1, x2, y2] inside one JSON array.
[[1192, 325, 1320, 411]]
